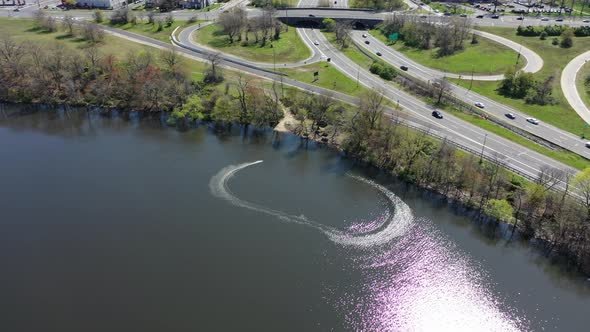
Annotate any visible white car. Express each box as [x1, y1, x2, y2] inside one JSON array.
[[314, 40, 319, 46], [584, 19, 590, 23], [526, 117, 540, 125], [541, 17, 549, 21], [434, 9, 440, 13], [362, 33, 367, 38], [585, 142, 590, 148], [474, 102, 485, 108]]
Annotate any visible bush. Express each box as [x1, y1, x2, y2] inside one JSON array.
[[369, 61, 397, 81], [165, 14, 174, 27], [539, 31, 547, 40], [561, 29, 574, 48], [93, 10, 104, 23], [552, 37, 559, 45]]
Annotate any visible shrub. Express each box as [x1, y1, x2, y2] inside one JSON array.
[[539, 31, 547, 40], [93, 10, 104, 23], [560, 29, 574, 48], [552, 37, 559, 45]]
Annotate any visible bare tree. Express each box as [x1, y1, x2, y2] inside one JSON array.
[[81, 22, 105, 44], [537, 165, 565, 192], [218, 7, 246, 44], [334, 20, 353, 48], [62, 15, 75, 36], [359, 89, 385, 129], [433, 77, 451, 104], [203, 52, 224, 84]]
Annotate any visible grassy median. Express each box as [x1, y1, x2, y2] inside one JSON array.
[[369, 29, 524, 75], [193, 23, 311, 64], [103, 19, 202, 44], [575, 60, 590, 112]]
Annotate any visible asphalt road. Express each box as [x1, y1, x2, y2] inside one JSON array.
[[562, 51, 590, 126]]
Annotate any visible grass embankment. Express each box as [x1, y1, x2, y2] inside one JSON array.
[[464, 26, 590, 137], [323, 30, 590, 169], [103, 19, 202, 44], [279, 62, 370, 97], [193, 23, 311, 63], [575, 60, 590, 111], [370, 29, 524, 75]]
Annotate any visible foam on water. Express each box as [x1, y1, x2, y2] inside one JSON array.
[[209, 160, 413, 248]]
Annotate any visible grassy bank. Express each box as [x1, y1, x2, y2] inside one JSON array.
[[193, 23, 311, 63], [279, 62, 370, 97], [471, 26, 590, 136], [575, 60, 590, 111], [370, 29, 524, 75]]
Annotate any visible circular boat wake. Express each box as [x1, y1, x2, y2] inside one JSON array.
[[209, 160, 413, 248]]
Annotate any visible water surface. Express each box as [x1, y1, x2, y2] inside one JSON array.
[[1, 109, 589, 331]]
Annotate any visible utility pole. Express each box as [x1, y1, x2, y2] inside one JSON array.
[[356, 64, 360, 88], [480, 133, 488, 163], [469, 64, 474, 91]]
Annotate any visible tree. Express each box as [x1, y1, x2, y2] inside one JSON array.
[[334, 20, 352, 49], [484, 199, 514, 223], [160, 48, 183, 77], [433, 77, 451, 104], [573, 168, 590, 220], [359, 89, 385, 129], [62, 15, 75, 36], [218, 7, 246, 44], [526, 75, 555, 105], [203, 53, 224, 84], [560, 29, 574, 48], [81, 22, 105, 44], [322, 18, 336, 32], [93, 10, 104, 23]]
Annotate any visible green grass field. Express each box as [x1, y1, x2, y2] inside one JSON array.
[[279, 62, 370, 97], [370, 30, 524, 75], [193, 23, 311, 63], [104, 19, 202, 44], [464, 26, 590, 137], [576, 60, 590, 111]]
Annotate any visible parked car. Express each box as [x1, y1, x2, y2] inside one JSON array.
[[505, 113, 516, 119], [365, 40, 370, 44], [400, 65, 409, 71], [362, 33, 367, 38], [474, 102, 485, 108], [376, 51, 382, 56], [526, 117, 540, 125], [432, 110, 443, 119]]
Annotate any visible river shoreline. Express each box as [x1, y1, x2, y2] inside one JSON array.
[[2, 103, 589, 277]]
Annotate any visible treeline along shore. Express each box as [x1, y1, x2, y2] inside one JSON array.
[[1, 25, 590, 276]]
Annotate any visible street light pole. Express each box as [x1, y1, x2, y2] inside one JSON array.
[[356, 64, 360, 88], [469, 64, 474, 91], [480, 133, 488, 163]]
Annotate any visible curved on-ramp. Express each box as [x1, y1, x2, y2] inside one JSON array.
[[561, 51, 590, 126]]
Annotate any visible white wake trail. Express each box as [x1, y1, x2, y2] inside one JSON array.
[[209, 161, 414, 248]]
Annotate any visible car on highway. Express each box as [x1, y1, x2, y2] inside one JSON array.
[[314, 40, 319, 46], [556, 17, 564, 22], [13, 7, 20, 11], [505, 113, 516, 119], [526, 117, 540, 125], [474, 102, 485, 108], [541, 17, 549, 21], [420, 15, 428, 18], [444, 12, 452, 16], [584, 19, 590, 23], [491, 14, 500, 19], [516, 16, 524, 20], [400, 65, 409, 71], [362, 33, 367, 38], [365, 40, 370, 44], [376, 51, 382, 56], [432, 111, 443, 119], [308, 14, 315, 17], [434, 9, 440, 13], [476, 14, 484, 18], [460, 14, 468, 17], [586, 142, 590, 148]]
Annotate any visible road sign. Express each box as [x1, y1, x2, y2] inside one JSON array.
[[388, 32, 399, 41]]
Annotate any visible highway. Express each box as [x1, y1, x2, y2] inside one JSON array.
[[349, 29, 590, 160]]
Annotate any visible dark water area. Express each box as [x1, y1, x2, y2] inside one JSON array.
[[1, 108, 590, 332]]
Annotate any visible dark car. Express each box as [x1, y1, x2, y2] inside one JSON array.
[[516, 16, 524, 20], [376, 51, 382, 56], [476, 14, 484, 18], [400, 65, 409, 71], [444, 12, 452, 16], [556, 17, 564, 22], [460, 14, 468, 17], [432, 111, 443, 119], [308, 14, 315, 17], [491, 14, 500, 19], [364, 40, 370, 44], [505, 113, 516, 119]]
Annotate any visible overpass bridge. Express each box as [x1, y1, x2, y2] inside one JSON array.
[[275, 8, 386, 29]]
